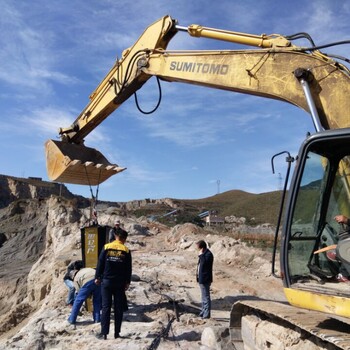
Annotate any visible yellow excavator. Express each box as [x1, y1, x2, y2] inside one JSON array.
[[45, 15, 350, 348]]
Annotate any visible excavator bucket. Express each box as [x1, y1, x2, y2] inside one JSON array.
[[45, 140, 126, 186]]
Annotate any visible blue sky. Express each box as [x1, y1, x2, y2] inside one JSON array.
[[1, 1, 349, 202]]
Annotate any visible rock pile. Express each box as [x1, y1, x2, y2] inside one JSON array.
[[0, 192, 283, 349]]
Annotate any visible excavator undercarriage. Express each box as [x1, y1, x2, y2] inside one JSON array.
[[231, 299, 350, 349]]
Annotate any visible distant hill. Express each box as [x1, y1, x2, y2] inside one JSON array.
[[0, 174, 90, 209], [131, 189, 284, 226], [0, 174, 284, 226], [180, 190, 284, 225]]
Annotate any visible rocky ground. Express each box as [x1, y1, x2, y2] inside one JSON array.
[[0, 196, 285, 350]]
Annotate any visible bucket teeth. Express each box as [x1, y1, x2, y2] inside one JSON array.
[[70, 160, 82, 166], [45, 139, 126, 185], [84, 161, 95, 167]]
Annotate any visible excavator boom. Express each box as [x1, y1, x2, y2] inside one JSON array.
[[45, 15, 350, 185]]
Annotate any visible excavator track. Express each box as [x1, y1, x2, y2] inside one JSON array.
[[230, 299, 350, 349]]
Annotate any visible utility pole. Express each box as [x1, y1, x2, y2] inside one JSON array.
[[217, 179, 221, 194]]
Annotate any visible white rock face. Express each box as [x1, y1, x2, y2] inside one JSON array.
[[0, 195, 285, 349], [0, 174, 77, 208]]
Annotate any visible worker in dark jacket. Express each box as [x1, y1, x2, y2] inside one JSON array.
[[196, 240, 214, 319], [95, 228, 132, 340]]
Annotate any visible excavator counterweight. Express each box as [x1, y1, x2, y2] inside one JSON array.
[[45, 140, 126, 185]]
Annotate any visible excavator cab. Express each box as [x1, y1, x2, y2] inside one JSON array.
[[281, 128, 350, 317], [45, 140, 126, 186]]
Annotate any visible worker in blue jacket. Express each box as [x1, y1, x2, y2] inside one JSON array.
[[196, 240, 214, 319]]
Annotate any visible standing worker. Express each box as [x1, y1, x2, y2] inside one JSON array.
[[196, 240, 214, 319], [67, 267, 101, 324], [95, 229, 132, 340], [108, 220, 122, 242]]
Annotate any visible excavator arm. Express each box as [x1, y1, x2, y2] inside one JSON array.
[[45, 16, 177, 185], [45, 15, 350, 185]]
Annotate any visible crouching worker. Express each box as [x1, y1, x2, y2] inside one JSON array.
[[63, 260, 83, 306], [68, 267, 102, 325]]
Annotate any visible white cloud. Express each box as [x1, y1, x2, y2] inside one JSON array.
[[1, 0, 349, 202], [125, 163, 172, 183], [0, 3, 78, 92], [17, 107, 111, 147]]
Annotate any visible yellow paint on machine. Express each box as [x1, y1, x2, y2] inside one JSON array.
[[284, 287, 350, 318]]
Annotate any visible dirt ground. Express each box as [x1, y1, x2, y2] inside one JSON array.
[[0, 198, 285, 349]]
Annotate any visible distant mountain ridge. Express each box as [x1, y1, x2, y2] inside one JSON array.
[[0, 174, 283, 225], [0, 174, 89, 209], [183, 189, 283, 225]]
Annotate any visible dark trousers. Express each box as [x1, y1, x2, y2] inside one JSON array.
[[101, 279, 125, 335]]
